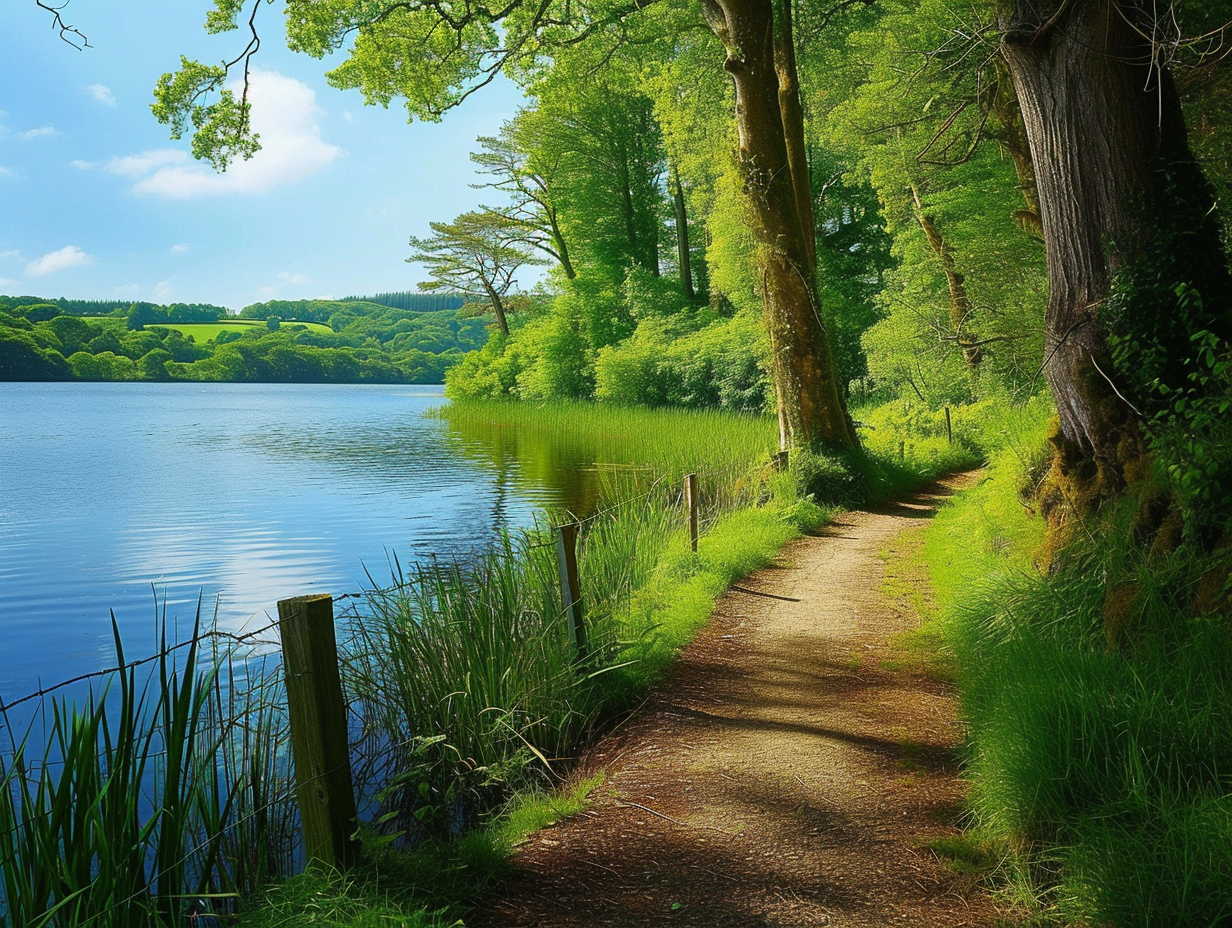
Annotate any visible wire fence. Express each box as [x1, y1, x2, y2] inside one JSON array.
[[0, 468, 743, 927]]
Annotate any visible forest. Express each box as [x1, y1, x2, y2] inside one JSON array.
[[5, 0, 1232, 925], [0, 292, 487, 383]]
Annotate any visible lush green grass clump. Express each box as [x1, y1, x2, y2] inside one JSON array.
[[236, 777, 603, 928], [920, 398, 1232, 926], [0, 617, 297, 928]]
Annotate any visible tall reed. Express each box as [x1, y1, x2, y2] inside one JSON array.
[[0, 610, 297, 928]]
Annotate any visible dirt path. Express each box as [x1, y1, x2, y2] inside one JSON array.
[[467, 477, 996, 928]]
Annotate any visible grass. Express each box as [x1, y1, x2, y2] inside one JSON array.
[[147, 321, 333, 342], [909, 394, 1232, 926], [0, 608, 297, 928]]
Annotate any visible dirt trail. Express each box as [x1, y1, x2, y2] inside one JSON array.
[[468, 476, 995, 928]]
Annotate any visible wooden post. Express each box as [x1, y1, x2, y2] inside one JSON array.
[[945, 406, 953, 445], [684, 473, 699, 553], [278, 594, 360, 871], [555, 522, 586, 660], [773, 450, 789, 472]]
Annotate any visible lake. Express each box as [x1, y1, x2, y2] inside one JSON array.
[[0, 382, 578, 704]]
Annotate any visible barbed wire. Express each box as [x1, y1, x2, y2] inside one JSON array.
[[0, 618, 285, 715]]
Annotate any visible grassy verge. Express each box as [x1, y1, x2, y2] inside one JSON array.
[[915, 397, 1232, 926]]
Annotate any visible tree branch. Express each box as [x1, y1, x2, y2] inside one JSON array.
[[36, 0, 89, 50]]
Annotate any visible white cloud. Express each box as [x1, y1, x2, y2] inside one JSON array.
[[108, 149, 190, 178], [278, 271, 310, 286], [115, 70, 341, 199], [20, 126, 57, 140], [71, 159, 96, 170], [0, 250, 20, 261], [153, 278, 174, 300], [25, 246, 93, 277], [256, 285, 277, 298], [112, 283, 143, 298], [87, 84, 116, 106], [0, 277, 18, 289], [0, 165, 15, 177], [170, 243, 191, 254]]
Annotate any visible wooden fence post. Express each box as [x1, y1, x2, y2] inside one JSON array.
[[684, 473, 699, 553], [773, 450, 789, 472], [278, 594, 360, 871], [555, 522, 586, 660], [945, 406, 953, 445]]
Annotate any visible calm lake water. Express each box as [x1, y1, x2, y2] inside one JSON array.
[[0, 383, 577, 704]]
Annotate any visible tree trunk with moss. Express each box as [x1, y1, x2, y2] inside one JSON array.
[[999, 1, 1229, 514], [703, 0, 858, 452]]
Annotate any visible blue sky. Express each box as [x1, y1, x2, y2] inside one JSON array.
[[0, 1, 527, 310]]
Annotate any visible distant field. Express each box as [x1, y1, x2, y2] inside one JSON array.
[[81, 316, 128, 330], [148, 320, 333, 341]]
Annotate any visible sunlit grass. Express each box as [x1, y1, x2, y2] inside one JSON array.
[[147, 321, 333, 342], [915, 395, 1232, 925]]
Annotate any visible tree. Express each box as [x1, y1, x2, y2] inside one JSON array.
[[154, 0, 861, 452], [818, 0, 1047, 402], [996, 1, 1232, 514], [408, 211, 545, 336], [518, 61, 669, 283], [472, 117, 578, 280], [700, 0, 858, 449]]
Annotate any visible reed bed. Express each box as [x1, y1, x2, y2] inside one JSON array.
[[435, 397, 780, 517], [0, 612, 297, 928]]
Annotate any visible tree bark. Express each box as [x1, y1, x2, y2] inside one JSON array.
[[545, 203, 577, 280], [909, 185, 981, 366], [484, 282, 510, 335], [999, 0, 1201, 499], [703, 0, 858, 451], [672, 167, 696, 300]]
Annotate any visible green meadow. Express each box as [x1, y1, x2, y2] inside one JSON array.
[[154, 319, 334, 341]]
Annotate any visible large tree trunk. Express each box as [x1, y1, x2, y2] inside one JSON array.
[[703, 0, 858, 451], [999, 1, 1210, 504]]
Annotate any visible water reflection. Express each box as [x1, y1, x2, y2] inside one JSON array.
[[0, 384, 557, 702]]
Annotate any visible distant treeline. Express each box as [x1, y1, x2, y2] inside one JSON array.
[[0, 295, 230, 323], [0, 296, 489, 384], [339, 291, 465, 313]]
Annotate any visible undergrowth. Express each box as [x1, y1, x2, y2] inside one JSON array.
[[918, 396, 1232, 926]]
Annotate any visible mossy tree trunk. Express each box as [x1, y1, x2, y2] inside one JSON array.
[[703, 0, 858, 452], [998, 0, 1227, 511]]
